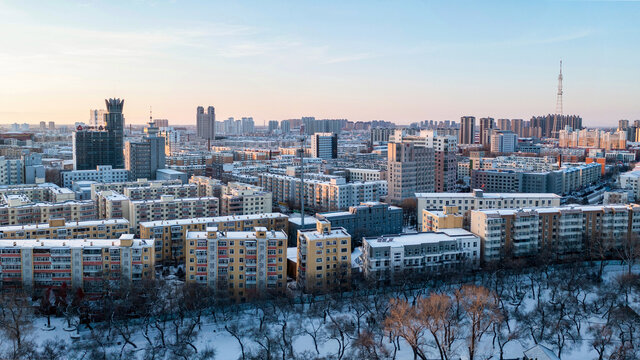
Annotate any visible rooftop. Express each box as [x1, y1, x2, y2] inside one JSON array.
[[0, 235, 152, 248], [0, 218, 129, 232], [139, 212, 288, 227], [364, 229, 477, 248]]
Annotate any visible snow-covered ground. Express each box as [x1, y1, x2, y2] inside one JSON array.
[[10, 262, 640, 359]]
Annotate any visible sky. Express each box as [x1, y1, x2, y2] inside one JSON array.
[[0, 0, 638, 127]]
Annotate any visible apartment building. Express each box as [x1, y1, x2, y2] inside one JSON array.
[[189, 176, 223, 198], [185, 227, 287, 301], [259, 173, 387, 211], [139, 213, 289, 263], [297, 220, 351, 293], [415, 189, 561, 228], [387, 140, 435, 203], [345, 168, 384, 182], [316, 202, 402, 246], [362, 229, 480, 281], [127, 195, 219, 232], [90, 179, 183, 200], [620, 170, 640, 201], [471, 163, 601, 194], [123, 183, 198, 200], [422, 206, 463, 232], [0, 218, 130, 240], [0, 234, 154, 292], [95, 190, 129, 219], [0, 183, 75, 203], [0, 195, 97, 226], [61, 165, 130, 188], [470, 204, 640, 263], [220, 182, 272, 216]]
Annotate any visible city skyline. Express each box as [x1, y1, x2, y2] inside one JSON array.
[[1, 1, 639, 126]]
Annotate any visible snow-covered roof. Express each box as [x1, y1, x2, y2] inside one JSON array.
[[364, 229, 476, 248], [0, 218, 129, 232], [0, 236, 153, 248], [524, 344, 560, 360], [139, 212, 288, 227]]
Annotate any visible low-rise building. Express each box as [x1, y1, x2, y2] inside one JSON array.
[[61, 165, 130, 189], [123, 183, 198, 200], [470, 204, 640, 263], [0, 196, 96, 226], [422, 206, 463, 232], [185, 227, 287, 302], [127, 195, 219, 232], [91, 179, 183, 200], [0, 183, 75, 203], [0, 234, 154, 292], [415, 190, 562, 228], [316, 202, 402, 246], [189, 176, 223, 198], [220, 182, 272, 216], [297, 220, 351, 293], [362, 229, 480, 282], [0, 218, 130, 240], [139, 213, 289, 263]]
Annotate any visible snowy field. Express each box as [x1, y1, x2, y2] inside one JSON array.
[[4, 262, 639, 360]]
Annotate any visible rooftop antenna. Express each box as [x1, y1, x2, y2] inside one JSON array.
[[556, 60, 563, 115]]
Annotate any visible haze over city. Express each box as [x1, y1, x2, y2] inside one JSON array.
[[1, 0, 639, 126]]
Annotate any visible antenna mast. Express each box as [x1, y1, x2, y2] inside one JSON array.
[[556, 60, 563, 115]]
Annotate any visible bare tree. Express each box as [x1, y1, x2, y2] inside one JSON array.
[[0, 290, 34, 355], [457, 285, 501, 360], [589, 323, 614, 360], [385, 298, 428, 360]]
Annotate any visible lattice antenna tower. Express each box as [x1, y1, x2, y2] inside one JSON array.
[[556, 60, 563, 115]]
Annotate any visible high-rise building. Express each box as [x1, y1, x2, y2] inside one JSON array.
[[510, 119, 524, 137], [479, 117, 495, 146], [89, 109, 106, 127], [39, 121, 46, 130], [459, 116, 476, 144], [196, 106, 215, 140], [241, 117, 255, 134], [154, 119, 169, 128], [73, 98, 125, 170], [124, 121, 166, 181], [311, 133, 338, 159], [268, 120, 279, 133], [496, 119, 511, 131], [490, 130, 518, 153], [387, 140, 435, 203]]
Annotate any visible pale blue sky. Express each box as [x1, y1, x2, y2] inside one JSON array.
[[0, 0, 638, 126]]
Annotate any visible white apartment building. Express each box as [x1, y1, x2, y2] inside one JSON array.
[[220, 182, 272, 216], [362, 229, 480, 281], [0, 183, 75, 204], [346, 168, 384, 182], [127, 195, 219, 232], [620, 170, 640, 201], [90, 179, 183, 200], [0, 195, 96, 226], [259, 173, 387, 211], [62, 165, 130, 189], [415, 189, 561, 227]]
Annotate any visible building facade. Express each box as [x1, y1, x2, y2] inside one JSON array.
[[0, 218, 130, 240], [387, 141, 435, 203], [185, 227, 287, 301], [62, 165, 130, 189], [422, 206, 463, 232], [73, 98, 125, 170], [297, 220, 351, 293], [311, 133, 338, 159], [362, 229, 480, 281], [196, 106, 215, 141], [316, 202, 402, 246], [470, 204, 640, 263], [0, 235, 154, 292], [139, 213, 289, 263]]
